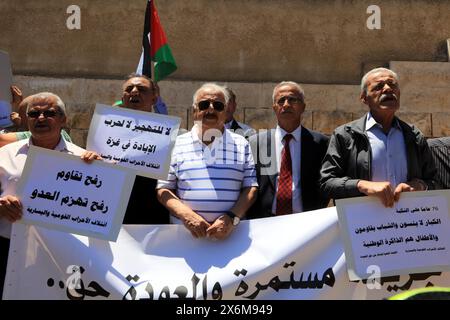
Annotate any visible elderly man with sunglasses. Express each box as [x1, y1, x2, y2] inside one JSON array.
[[247, 81, 330, 219], [156, 83, 258, 240], [0, 92, 100, 297]]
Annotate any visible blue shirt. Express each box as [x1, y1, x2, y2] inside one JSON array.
[[153, 96, 168, 115], [366, 113, 408, 187]]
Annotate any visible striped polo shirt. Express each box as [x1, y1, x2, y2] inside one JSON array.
[[157, 126, 258, 224]]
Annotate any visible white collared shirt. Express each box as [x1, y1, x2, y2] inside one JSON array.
[[0, 137, 85, 238], [271, 125, 303, 214]]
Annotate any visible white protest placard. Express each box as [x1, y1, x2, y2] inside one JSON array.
[[86, 104, 180, 180], [336, 190, 450, 280], [0, 50, 13, 128], [16, 146, 135, 242]]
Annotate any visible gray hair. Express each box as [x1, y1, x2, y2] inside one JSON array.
[[223, 86, 236, 103], [360, 67, 399, 95], [272, 81, 305, 103], [192, 83, 230, 107], [25, 92, 66, 116]]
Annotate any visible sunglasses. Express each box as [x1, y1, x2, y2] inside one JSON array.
[[276, 96, 303, 106], [27, 110, 61, 119], [124, 85, 153, 93], [197, 100, 225, 112]]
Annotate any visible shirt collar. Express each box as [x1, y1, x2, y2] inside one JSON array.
[[224, 120, 232, 129], [191, 123, 226, 147], [276, 125, 302, 142], [23, 136, 70, 153], [366, 112, 401, 132]]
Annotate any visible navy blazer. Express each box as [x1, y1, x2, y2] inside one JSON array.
[[247, 126, 330, 219]]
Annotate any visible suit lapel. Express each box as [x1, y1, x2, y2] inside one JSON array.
[[267, 129, 278, 190], [300, 126, 313, 195]]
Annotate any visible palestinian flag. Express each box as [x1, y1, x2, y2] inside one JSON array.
[[137, 0, 177, 82]]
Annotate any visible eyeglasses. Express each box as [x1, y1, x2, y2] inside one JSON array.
[[124, 85, 153, 93], [276, 96, 303, 106], [27, 110, 61, 119], [197, 100, 225, 112]]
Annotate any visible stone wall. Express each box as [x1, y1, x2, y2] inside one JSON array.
[[3, 1, 450, 145], [14, 60, 449, 148], [1, 0, 450, 84]]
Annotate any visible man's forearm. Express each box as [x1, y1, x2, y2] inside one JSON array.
[[228, 186, 258, 218], [156, 188, 197, 221]]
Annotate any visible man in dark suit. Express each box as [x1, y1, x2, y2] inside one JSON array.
[[248, 81, 329, 219], [223, 86, 255, 138]]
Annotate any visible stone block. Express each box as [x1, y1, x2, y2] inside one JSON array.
[[335, 85, 364, 113], [227, 82, 267, 109], [67, 111, 94, 130], [302, 84, 337, 111], [83, 79, 123, 106], [70, 129, 89, 149], [167, 106, 189, 131], [432, 112, 450, 137], [302, 111, 313, 130], [390, 61, 450, 89], [399, 87, 450, 112], [66, 102, 95, 114], [312, 111, 352, 135], [362, 61, 389, 76], [260, 82, 279, 108], [13, 76, 85, 104], [397, 112, 432, 137], [244, 108, 277, 130], [158, 80, 202, 107]]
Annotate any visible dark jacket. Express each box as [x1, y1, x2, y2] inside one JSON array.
[[319, 114, 437, 200], [247, 126, 330, 219], [427, 137, 450, 190]]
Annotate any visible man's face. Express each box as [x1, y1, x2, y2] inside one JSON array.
[[121, 77, 156, 112], [272, 84, 305, 130], [27, 97, 66, 142], [225, 96, 236, 123], [193, 88, 227, 132], [361, 71, 400, 116]]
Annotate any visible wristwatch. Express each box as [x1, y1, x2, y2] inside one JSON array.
[[225, 211, 240, 226]]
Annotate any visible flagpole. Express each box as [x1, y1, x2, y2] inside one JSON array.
[[142, 0, 152, 79]]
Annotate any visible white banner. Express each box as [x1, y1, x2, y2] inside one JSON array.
[[86, 104, 180, 180], [4, 207, 450, 300]]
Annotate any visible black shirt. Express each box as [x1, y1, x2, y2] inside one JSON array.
[[123, 175, 170, 224]]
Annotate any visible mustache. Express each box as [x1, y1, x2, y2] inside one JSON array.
[[129, 97, 141, 103], [34, 122, 49, 127], [380, 93, 398, 102]]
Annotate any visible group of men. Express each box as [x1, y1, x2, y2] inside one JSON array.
[[0, 67, 444, 297]]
